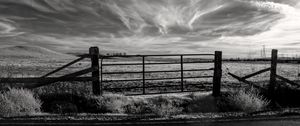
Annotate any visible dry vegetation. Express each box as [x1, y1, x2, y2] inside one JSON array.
[[0, 58, 299, 117], [0, 87, 269, 117], [0, 88, 42, 117], [225, 87, 270, 112]]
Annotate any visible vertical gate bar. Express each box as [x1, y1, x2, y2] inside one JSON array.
[[269, 49, 278, 99], [100, 58, 103, 95], [181, 55, 184, 92], [142, 56, 145, 94], [213, 51, 222, 97], [89, 47, 100, 95]]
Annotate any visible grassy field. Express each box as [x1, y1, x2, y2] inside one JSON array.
[[0, 56, 299, 117], [0, 57, 300, 95]]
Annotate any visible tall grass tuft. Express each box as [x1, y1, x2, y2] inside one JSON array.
[[94, 94, 188, 116], [0, 88, 42, 117], [149, 95, 188, 117], [226, 87, 270, 113]]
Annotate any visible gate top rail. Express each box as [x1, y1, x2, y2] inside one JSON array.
[[78, 53, 215, 58]]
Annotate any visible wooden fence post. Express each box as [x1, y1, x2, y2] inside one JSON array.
[[213, 51, 222, 97], [89, 47, 101, 95], [269, 49, 278, 98]]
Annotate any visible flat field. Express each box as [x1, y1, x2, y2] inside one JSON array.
[[0, 57, 299, 95]]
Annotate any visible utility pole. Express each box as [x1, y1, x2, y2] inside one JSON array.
[[261, 45, 266, 58]]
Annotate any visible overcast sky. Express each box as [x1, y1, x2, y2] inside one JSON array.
[[0, 0, 300, 57]]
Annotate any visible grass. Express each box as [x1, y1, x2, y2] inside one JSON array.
[[0, 88, 42, 117], [93, 93, 190, 117], [1, 59, 299, 95], [124, 96, 152, 114], [0, 87, 270, 117], [36, 88, 270, 117], [148, 95, 190, 117], [96, 94, 131, 113], [225, 87, 270, 113], [186, 92, 219, 113], [0, 58, 295, 117], [33, 81, 93, 96]]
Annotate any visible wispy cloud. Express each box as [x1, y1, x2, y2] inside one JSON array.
[[0, 0, 299, 57], [0, 19, 24, 37]]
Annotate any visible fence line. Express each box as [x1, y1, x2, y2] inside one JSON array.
[[0, 46, 223, 96], [0, 47, 96, 92], [228, 49, 300, 99], [1, 47, 298, 97]]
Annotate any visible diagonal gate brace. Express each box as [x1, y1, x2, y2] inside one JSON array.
[[241, 68, 271, 80], [26, 67, 97, 89], [228, 72, 266, 91], [41, 56, 86, 78]]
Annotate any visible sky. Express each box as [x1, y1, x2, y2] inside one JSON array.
[[0, 0, 300, 58]]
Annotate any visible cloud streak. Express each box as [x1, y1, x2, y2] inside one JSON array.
[[0, 18, 24, 37], [0, 0, 299, 57]]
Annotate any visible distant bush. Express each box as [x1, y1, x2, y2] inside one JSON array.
[[226, 88, 270, 113], [0, 88, 41, 117]]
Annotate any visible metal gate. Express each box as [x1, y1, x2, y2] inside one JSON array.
[[99, 52, 222, 95]]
